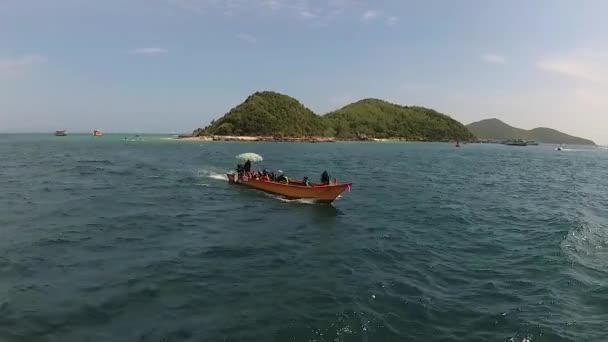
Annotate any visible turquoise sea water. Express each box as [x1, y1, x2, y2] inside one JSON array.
[[1, 134, 607, 341]]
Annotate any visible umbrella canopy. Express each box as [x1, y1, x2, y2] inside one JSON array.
[[236, 153, 263, 162]]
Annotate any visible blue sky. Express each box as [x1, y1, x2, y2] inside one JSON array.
[[1, 0, 607, 143]]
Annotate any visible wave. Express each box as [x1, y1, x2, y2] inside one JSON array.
[[561, 210, 608, 272], [77, 159, 113, 165]]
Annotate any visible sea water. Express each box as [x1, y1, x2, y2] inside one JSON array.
[[1, 134, 606, 341]]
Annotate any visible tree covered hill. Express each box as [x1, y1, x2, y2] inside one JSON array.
[[194, 91, 326, 137], [324, 98, 475, 140], [196, 91, 475, 141], [467, 118, 595, 145]]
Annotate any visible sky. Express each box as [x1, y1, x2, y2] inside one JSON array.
[[1, 0, 607, 143]]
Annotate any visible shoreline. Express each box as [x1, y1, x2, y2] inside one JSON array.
[[177, 135, 338, 143], [176, 135, 470, 143]]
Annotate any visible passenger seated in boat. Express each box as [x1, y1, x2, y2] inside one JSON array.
[[277, 175, 289, 184], [303, 177, 311, 187], [237, 164, 244, 173], [244, 160, 251, 173], [321, 170, 330, 185]]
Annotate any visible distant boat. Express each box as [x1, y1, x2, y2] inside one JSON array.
[[557, 144, 564, 151], [93, 129, 102, 137], [55, 130, 67, 137], [505, 139, 528, 146]]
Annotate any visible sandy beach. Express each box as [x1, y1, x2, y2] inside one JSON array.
[[177, 135, 336, 142]]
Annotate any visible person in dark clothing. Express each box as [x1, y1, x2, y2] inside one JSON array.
[[303, 176, 311, 187], [236, 164, 244, 173], [244, 160, 251, 172], [321, 170, 330, 184]]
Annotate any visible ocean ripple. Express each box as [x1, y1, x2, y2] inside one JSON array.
[[0, 137, 606, 341]]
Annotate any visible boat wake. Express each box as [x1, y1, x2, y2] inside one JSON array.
[[278, 197, 319, 205], [261, 192, 328, 205], [209, 174, 228, 181], [198, 169, 229, 182]]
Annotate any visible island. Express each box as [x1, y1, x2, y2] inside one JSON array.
[[467, 118, 596, 146], [191, 91, 475, 142]]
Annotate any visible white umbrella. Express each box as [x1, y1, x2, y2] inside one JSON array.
[[236, 153, 263, 162]]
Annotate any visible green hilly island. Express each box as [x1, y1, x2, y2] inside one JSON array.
[[196, 91, 475, 141], [324, 98, 474, 140], [467, 118, 596, 146]]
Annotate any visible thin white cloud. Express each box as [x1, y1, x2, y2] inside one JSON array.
[[299, 10, 319, 19], [361, 9, 381, 21], [236, 33, 257, 44], [481, 54, 507, 64], [538, 59, 604, 83], [166, 0, 357, 23], [0, 54, 46, 76], [261, 0, 282, 10], [386, 16, 398, 26], [129, 47, 168, 56]]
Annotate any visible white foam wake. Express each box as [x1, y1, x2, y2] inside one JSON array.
[[261, 192, 324, 205], [208, 173, 228, 181], [198, 169, 229, 182]]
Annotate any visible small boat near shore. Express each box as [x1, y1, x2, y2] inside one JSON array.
[[55, 130, 67, 137], [504, 139, 528, 146], [227, 153, 351, 203]]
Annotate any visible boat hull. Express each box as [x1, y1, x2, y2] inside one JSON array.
[[227, 174, 350, 203]]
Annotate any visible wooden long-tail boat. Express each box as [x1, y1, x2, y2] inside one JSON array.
[[227, 173, 351, 203]]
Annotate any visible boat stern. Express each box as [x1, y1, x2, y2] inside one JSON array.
[[227, 173, 238, 183]]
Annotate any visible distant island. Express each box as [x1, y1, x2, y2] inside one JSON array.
[[193, 91, 475, 142], [467, 118, 596, 146]]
